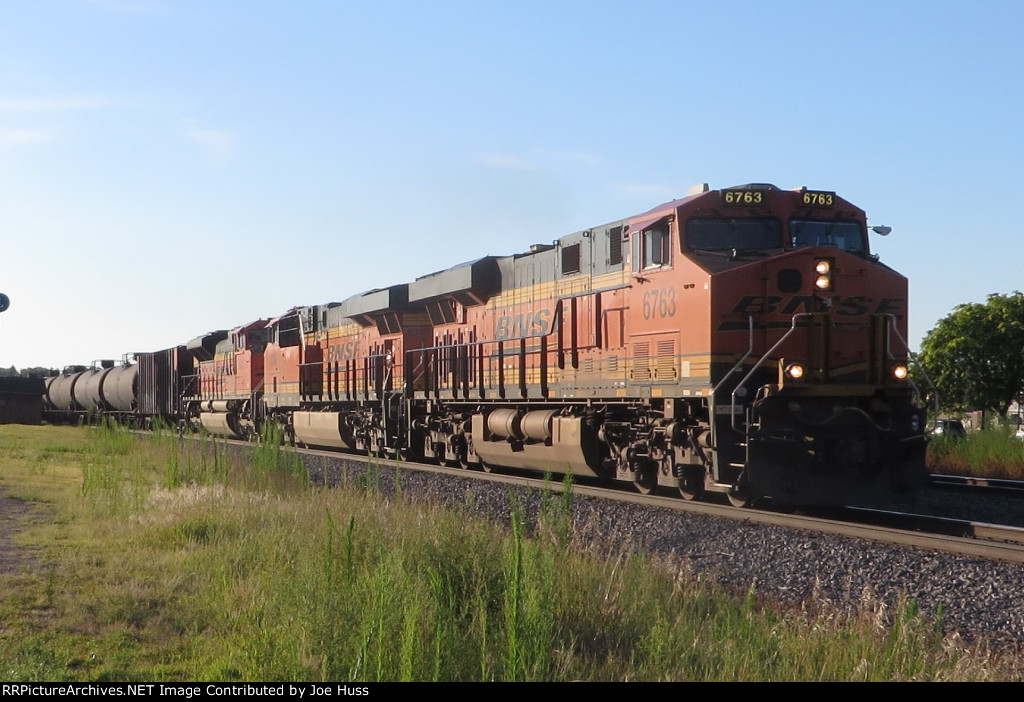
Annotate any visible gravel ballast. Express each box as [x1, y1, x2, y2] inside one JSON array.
[[304, 453, 1024, 651]]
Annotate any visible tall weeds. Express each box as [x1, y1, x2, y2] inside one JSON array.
[[928, 426, 1024, 478], [0, 424, 1016, 682]]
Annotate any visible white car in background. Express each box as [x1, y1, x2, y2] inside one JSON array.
[[932, 419, 966, 439]]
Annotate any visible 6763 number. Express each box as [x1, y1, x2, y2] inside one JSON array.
[[642, 288, 676, 319]]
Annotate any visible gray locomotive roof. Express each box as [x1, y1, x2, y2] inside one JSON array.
[[408, 257, 501, 305], [337, 284, 409, 318], [319, 187, 779, 322], [185, 330, 228, 361]]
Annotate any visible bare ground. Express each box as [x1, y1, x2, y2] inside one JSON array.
[[0, 488, 41, 574]]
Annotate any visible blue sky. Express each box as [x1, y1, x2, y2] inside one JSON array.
[[1, 0, 1021, 370]]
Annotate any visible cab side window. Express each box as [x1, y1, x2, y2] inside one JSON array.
[[641, 225, 670, 270]]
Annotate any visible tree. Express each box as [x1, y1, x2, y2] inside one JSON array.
[[917, 292, 1024, 418]]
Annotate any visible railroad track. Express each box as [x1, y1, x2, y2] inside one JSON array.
[[157, 431, 1024, 566], [930, 473, 1024, 495], [287, 442, 1024, 566]]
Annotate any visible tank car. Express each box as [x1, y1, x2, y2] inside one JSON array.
[[43, 360, 138, 423]]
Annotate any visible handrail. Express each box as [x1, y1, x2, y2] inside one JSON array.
[[404, 302, 569, 401], [730, 313, 810, 433], [709, 316, 754, 447], [884, 313, 939, 429], [297, 352, 396, 402]]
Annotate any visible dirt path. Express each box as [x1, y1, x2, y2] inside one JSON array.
[[0, 489, 39, 574]]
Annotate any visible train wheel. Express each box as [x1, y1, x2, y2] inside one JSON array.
[[678, 465, 705, 501], [633, 467, 657, 495], [447, 448, 469, 470], [480, 460, 494, 473], [727, 482, 752, 508]]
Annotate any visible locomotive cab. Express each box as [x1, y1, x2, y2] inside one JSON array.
[[694, 187, 929, 506], [184, 321, 267, 440]]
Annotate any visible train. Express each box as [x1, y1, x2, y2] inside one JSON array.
[[43, 183, 930, 507]]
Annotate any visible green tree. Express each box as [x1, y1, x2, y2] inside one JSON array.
[[917, 292, 1024, 418]]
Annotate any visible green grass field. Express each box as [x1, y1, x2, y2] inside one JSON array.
[[0, 423, 1019, 681]]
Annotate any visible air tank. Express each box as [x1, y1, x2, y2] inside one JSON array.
[[292, 411, 355, 449], [487, 408, 521, 439], [200, 412, 242, 439], [521, 410, 559, 442]]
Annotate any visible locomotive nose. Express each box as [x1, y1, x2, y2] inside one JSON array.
[[830, 437, 869, 470]]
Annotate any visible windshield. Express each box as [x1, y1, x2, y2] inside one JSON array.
[[685, 218, 783, 251], [790, 220, 865, 253]]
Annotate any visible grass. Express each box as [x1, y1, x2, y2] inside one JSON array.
[[0, 423, 1021, 681], [928, 426, 1024, 478]]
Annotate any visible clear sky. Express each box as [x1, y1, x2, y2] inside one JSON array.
[[1, 0, 1021, 370]]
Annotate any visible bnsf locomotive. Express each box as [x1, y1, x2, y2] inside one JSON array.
[[44, 183, 929, 507]]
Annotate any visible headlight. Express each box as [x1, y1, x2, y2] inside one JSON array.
[[892, 364, 909, 380], [785, 363, 805, 379], [814, 259, 833, 290]]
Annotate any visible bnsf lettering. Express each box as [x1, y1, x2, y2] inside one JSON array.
[[835, 296, 871, 316], [732, 295, 782, 315], [875, 297, 902, 314], [326, 341, 360, 362], [495, 309, 554, 340], [729, 295, 904, 316]]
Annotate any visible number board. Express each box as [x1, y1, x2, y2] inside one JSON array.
[[800, 190, 836, 207], [720, 189, 767, 206]]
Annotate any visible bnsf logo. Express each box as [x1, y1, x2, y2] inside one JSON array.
[[326, 341, 361, 362], [495, 309, 555, 340], [730, 295, 905, 316]]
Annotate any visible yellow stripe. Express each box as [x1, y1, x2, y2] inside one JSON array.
[[489, 270, 630, 308]]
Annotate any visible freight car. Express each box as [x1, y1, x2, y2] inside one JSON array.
[[43, 360, 138, 423], [47, 183, 930, 508]]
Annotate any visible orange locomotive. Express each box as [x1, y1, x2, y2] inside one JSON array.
[[261, 288, 433, 453], [124, 182, 926, 508], [182, 320, 267, 439], [218, 182, 924, 507]]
